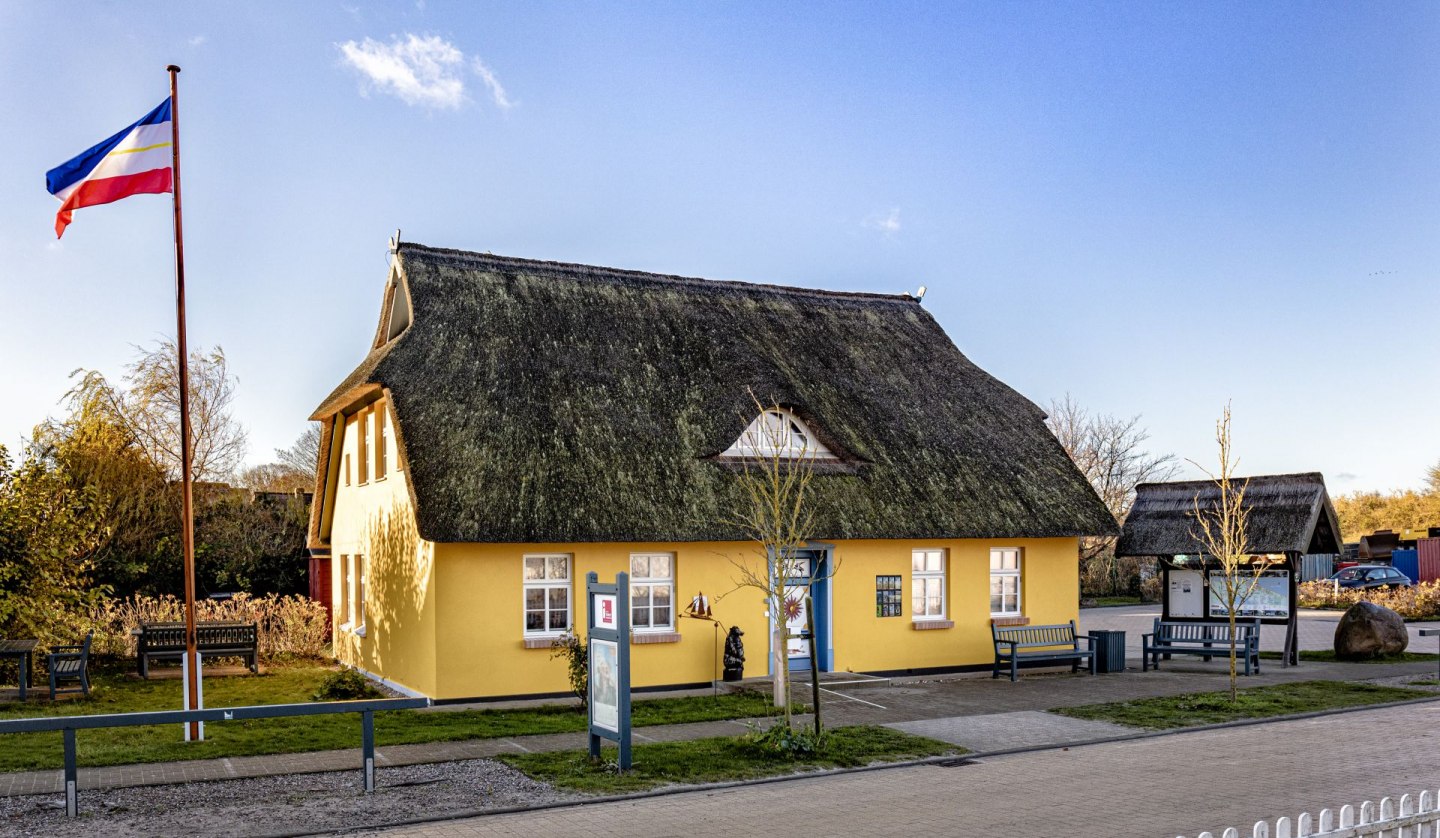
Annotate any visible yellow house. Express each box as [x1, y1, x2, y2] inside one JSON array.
[[307, 243, 1116, 701]]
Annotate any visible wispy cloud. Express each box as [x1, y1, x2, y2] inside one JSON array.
[[188, 34, 207, 47], [472, 58, 515, 110], [864, 207, 902, 236], [338, 33, 514, 112], [1335, 471, 1358, 482]]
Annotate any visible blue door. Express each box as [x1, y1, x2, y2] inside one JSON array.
[[783, 550, 829, 672]]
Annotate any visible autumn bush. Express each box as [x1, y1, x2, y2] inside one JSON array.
[[1297, 580, 1440, 620], [88, 593, 329, 660]]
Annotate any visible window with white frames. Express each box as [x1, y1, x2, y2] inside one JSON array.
[[354, 554, 367, 633], [911, 549, 946, 619], [990, 548, 1022, 615], [338, 554, 350, 626], [630, 553, 674, 631], [357, 412, 370, 484], [374, 406, 388, 481], [523, 555, 571, 636], [721, 409, 834, 459]]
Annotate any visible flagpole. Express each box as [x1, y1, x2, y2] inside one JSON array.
[[167, 64, 201, 742]]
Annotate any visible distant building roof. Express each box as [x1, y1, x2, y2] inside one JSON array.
[[1116, 472, 1341, 557]]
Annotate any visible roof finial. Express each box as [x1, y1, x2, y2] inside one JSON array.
[[388, 229, 401, 254], [914, 284, 927, 302]]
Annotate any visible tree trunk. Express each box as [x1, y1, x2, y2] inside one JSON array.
[[1228, 605, 1238, 701], [772, 621, 789, 719]]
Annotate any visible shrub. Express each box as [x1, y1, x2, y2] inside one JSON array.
[[743, 722, 827, 758], [312, 667, 382, 701], [1297, 580, 1440, 620], [88, 593, 330, 660], [550, 631, 588, 709]]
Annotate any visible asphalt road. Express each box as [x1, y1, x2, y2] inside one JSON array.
[[368, 700, 1440, 838]]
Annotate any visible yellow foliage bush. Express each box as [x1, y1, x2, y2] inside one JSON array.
[[1297, 580, 1440, 620], [88, 593, 329, 661]]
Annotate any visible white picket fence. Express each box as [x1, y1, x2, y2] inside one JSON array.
[[1178, 789, 1440, 838]]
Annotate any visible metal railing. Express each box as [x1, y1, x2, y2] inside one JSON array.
[[0, 696, 429, 816]]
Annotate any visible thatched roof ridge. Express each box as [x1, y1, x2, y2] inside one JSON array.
[[1116, 472, 1342, 557], [313, 242, 1118, 544]]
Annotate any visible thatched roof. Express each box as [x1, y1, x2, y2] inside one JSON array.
[[1116, 473, 1342, 557], [312, 243, 1117, 544]]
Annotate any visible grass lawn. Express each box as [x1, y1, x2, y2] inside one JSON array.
[[0, 664, 792, 773], [497, 725, 957, 794], [1054, 680, 1428, 730], [1258, 650, 1439, 663]]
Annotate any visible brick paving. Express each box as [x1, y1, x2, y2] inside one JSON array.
[[369, 701, 1440, 838]]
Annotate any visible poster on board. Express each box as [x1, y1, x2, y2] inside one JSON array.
[[1167, 568, 1205, 618], [590, 638, 619, 733], [593, 593, 617, 631], [1207, 568, 1290, 619]]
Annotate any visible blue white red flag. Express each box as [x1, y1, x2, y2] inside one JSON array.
[[46, 99, 173, 238]]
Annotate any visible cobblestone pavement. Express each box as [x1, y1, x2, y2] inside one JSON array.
[[365, 701, 1440, 838], [886, 709, 1134, 751]]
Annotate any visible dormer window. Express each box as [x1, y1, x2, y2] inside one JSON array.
[[722, 408, 834, 459]]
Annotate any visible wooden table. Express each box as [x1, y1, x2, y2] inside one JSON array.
[[0, 640, 37, 701]]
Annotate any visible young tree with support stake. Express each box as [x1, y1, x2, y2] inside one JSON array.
[[723, 392, 835, 726], [1190, 405, 1274, 701]]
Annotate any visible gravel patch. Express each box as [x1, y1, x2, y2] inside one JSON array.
[[1360, 674, 1440, 691], [0, 759, 576, 837]]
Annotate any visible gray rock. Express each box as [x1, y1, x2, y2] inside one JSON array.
[[1334, 601, 1410, 660]]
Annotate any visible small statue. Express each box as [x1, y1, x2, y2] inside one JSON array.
[[723, 626, 745, 682]]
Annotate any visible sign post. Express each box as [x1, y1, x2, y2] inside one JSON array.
[[586, 571, 632, 770]]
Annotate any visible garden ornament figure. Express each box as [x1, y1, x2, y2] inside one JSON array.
[[723, 626, 746, 681]]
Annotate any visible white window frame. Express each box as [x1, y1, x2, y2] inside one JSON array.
[[911, 548, 946, 620], [338, 554, 351, 628], [523, 554, 572, 637], [722, 408, 833, 460], [354, 554, 367, 636], [629, 553, 675, 632], [374, 405, 388, 481], [990, 547, 1023, 616]]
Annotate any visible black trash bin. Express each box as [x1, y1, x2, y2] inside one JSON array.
[[1089, 629, 1126, 674]]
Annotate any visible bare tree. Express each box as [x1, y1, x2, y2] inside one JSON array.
[[1047, 394, 1178, 594], [723, 392, 835, 722], [71, 341, 247, 483], [275, 425, 321, 486], [1189, 404, 1273, 701], [237, 463, 311, 493]]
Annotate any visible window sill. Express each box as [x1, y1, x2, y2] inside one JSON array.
[[991, 615, 1030, 627], [353, 625, 367, 637], [523, 636, 562, 650], [911, 619, 954, 631], [632, 631, 681, 644]]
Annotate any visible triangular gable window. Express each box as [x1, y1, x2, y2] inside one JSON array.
[[722, 408, 834, 460]]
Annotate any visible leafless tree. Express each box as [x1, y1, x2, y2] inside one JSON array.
[[70, 340, 248, 483], [275, 425, 321, 485], [1189, 404, 1272, 701], [1047, 394, 1178, 594]]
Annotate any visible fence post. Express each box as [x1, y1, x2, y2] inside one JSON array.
[[361, 710, 375, 793], [63, 727, 77, 817]]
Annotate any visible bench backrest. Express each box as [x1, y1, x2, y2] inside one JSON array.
[[1153, 619, 1259, 643], [993, 621, 1079, 649], [139, 622, 258, 650]]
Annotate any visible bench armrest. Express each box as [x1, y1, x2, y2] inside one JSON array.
[[1141, 633, 1153, 643], [1074, 635, 1094, 648], [996, 639, 1019, 653]]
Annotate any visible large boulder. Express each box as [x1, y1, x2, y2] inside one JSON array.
[[1334, 601, 1409, 660]]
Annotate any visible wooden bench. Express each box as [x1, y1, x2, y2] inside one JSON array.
[[47, 631, 92, 699], [992, 620, 1095, 682], [1142, 619, 1261, 675], [137, 622, 259, 678]]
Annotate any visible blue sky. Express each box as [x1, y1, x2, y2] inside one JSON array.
[[2, 2, 1437, 493]]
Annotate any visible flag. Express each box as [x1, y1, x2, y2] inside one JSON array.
[[46, 98, 173, 238]]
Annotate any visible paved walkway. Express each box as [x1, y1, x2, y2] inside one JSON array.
[[369, 701, 1440, 838]]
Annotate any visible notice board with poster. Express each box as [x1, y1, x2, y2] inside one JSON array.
[[586, 571, 632, 769], [1207, 568, 1292, 621], [1167, 569, 1205, 618]]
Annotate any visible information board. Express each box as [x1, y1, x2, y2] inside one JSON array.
[[586, 572, 631, 768], [1207, 568, 1291, 619]]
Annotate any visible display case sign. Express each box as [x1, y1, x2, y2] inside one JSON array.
[[586, 572, 632, 769], [1207, 568, 1291, 619]]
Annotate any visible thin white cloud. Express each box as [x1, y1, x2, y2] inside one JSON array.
[[864, 207, 902, 236], [188, 34, 207, 47], [338, 34, 468, 109], [472, 58, 514, 110]]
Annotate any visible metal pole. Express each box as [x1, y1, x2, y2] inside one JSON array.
[[806, 595, 820, 738], [63, 728, 77, 817], [166, 64, 201, 743], [361, 710, 375, 793]]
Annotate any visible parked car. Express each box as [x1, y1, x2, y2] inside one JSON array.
[[1328, 565, 1413, 590]]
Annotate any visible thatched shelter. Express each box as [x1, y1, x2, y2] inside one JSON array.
[[1117, 472, 1341, 666], [306, 243, 1118, 700]]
